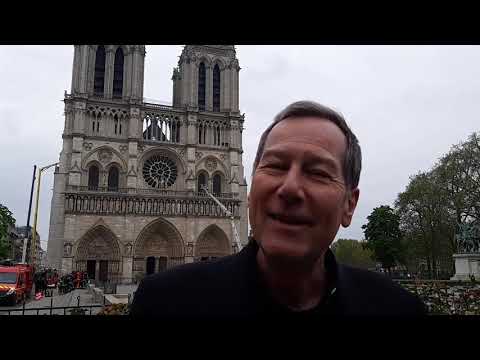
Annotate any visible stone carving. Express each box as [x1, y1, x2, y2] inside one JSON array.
[[186, 169, 194, 180], [205, 158, 217, 172], [220, 154, 226, 161], [83, 142, 93, 151], [70, 160, 80, 172], [196, 151, 203, 160], [456, 223, 480, 253], [119, 144, 128, 154], [124, 243, 133, 256], [98, 148, 113, 163], [64, 242, 72, 257], [186, 242, 194, 257], [138, 144, 145, 153]]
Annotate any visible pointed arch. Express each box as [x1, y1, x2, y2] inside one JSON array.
[[107, 165, 119, 191], [133, 218, 185, 279], [212, 172, 222, 195], [198, 62, 206, 111], [195, 224, 230, 260], [213, 63, 221, 112], [88, 164, 99, 190], [74, 223, 121, 282], [113, 47, 124, 98], [197, 171, 208, 193], [94, 45, 106, 96]]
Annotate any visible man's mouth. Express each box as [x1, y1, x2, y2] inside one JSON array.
[[268, 212, 313, 226]]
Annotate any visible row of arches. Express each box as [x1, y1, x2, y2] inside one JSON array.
[[88, 165, 120, 191], [73, 220, 230, 282], [197, 171, 223, 194], [198, 63, 221, 112], [94, 46, 124, 98]]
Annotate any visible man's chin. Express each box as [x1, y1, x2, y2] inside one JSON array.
[[258, 238, 313, 266]]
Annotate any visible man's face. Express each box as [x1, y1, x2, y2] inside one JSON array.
[[248, 117, 359, 265]]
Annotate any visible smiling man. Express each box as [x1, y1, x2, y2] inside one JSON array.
[[130, 101, 426, 318]]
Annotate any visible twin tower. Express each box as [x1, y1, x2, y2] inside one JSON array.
[[47, 45, 248, 283]]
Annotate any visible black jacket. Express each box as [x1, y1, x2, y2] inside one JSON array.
[[130, 240, 426, 318]]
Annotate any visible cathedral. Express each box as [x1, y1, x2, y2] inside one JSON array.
[[46, 45, 248, 284]]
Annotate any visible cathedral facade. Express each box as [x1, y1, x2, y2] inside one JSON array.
[[47, 45, 248, 283]]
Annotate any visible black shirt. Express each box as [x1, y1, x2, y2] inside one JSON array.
[[130, 240, 426, 318]]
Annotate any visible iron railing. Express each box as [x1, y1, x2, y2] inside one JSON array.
[[65, 185, 237, 199]]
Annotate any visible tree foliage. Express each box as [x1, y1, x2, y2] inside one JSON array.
[[362, 205, 404, 273], [393, 132, 480, 279], [0, 203, 16, 260], [330, 238, 376, 269]]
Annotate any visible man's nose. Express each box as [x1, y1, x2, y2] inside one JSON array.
[[276, 165, 304, 204]]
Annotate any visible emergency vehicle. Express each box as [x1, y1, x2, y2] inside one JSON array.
[[0, 262, 34, 306]]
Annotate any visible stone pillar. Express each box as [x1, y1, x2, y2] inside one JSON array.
[[122, 257, 133, 283], [206, 64, 213, 111], [104, 48, 115, 99]]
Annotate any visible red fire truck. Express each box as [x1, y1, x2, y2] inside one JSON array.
[[0, 262, 34, 306]]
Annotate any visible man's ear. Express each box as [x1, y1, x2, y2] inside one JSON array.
[[341, 188, 360, 228]]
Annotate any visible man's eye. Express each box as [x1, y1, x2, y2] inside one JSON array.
[[309, 170, 331, 179], [263, 162, 287, 170]]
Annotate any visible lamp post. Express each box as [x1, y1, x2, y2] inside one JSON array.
[[30, 162, 59, 268]]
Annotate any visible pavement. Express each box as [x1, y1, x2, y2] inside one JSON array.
[[0, 287, 104, 315]]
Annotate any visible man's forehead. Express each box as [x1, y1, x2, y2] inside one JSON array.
[[264, 117, 347, 157]]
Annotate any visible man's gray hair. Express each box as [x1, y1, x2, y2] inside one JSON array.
[[252, 100, 362, 190]]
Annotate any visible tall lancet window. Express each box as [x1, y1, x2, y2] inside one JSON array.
[[198, 62, 206, 111], [113, 47, 124, 98], [88, 165, 99, 191], [94, 46, 106, 96], [198, 173, 207, 193], [213, 64, 221, 112], [107, 166, 119, 192]]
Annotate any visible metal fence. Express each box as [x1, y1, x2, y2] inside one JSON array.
[[0, 293, 133, 316]]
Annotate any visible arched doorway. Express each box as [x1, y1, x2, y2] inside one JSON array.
[[195, 225, 230, 262], [75, 225, 121, 284], [146, 256, 155, 275], [133, 218, 184, 281]]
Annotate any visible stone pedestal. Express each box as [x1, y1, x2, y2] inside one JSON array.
[[61, 257, 73, 275], [122, 257, 133, 284], [451, 253, 480, 280]]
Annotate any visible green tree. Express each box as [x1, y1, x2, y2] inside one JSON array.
[[362, 205, 404, 275], [0, 203, 16, 260], [395, 171, 454, 279], [331, 238, 376, 269]]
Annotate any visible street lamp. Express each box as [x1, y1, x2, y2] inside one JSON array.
[[30, 162, 58, 268]]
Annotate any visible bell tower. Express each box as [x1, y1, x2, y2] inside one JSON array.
[[172, 45, 240, 113], [70, 45, 146, 101]]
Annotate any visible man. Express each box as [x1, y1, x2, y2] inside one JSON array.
[[130, 101, 426, 318]]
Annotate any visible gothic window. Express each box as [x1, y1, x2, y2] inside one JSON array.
[[107, 166, 119, 192], [142, 155, 178, 188], [198, 173, 207, 193], [213, 174, 222, 195], [114, 115, 119, 135], [88, 165, 99, 191], [215, 125, 221, 146], [113, 48, 124, 98], [198, 62, 206, 111], [92, 113, 101, 134], [213, 64, 221, 112], [94, 46, 106, 96]]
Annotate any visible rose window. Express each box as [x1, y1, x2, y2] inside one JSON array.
[[142, 155, 178, 188]]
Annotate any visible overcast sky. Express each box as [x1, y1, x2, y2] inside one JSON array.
[[1, 45, 480, 250]]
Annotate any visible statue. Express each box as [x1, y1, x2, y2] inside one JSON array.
[[63, 242, 72, 257], [125, 243, 132, 256], [456, 223, 480, 253]]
